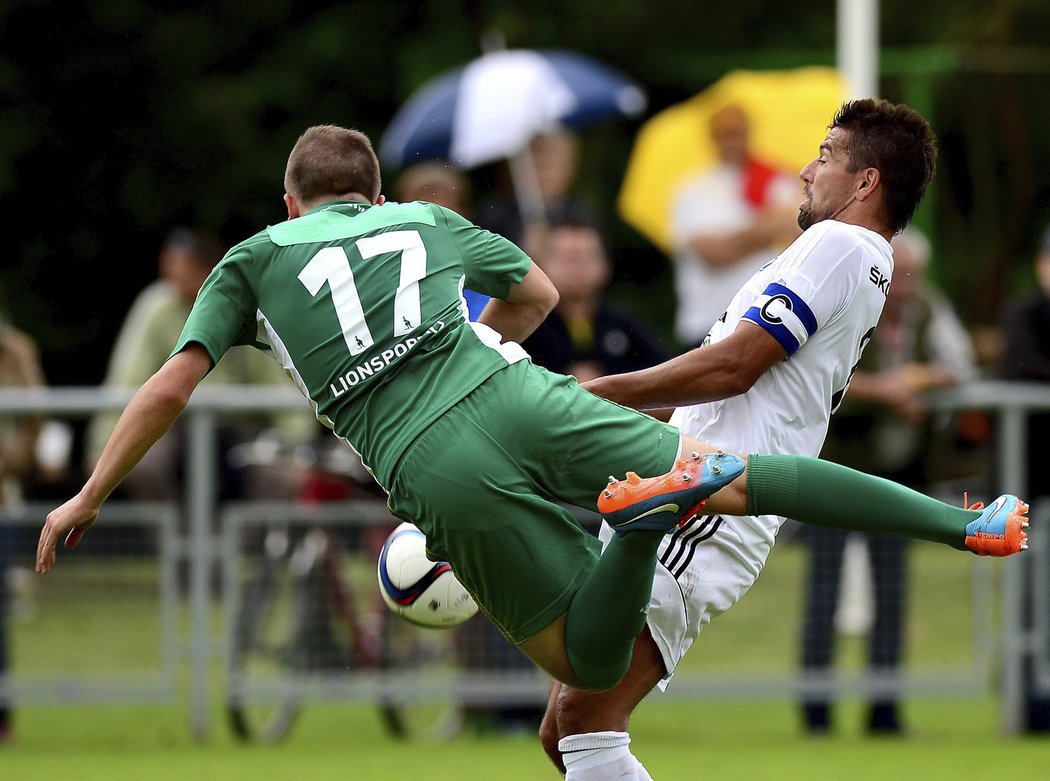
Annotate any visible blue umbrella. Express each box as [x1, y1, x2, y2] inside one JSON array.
[[379, 49, 647, 171]]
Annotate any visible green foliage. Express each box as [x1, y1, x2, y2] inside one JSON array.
[[3, 0, 1050, 380]]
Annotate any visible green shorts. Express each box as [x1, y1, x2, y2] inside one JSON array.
[[386, 360, 681, 643]]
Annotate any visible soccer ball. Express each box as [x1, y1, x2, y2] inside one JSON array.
[[377, 522, 478, 628]]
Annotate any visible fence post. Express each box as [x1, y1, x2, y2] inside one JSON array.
[[186, 408, 218, 742], [999, 407, 1029, 735]]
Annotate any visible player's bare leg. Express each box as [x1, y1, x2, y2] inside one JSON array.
[[541, 627, 666, 778]]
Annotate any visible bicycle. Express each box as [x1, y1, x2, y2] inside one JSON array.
[[223, 437, 467, 743]]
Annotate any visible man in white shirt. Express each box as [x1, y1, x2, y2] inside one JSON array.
[[669, 104, 801, 347]]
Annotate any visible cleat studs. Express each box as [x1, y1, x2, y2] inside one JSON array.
[[690, 451, 701, 460], [608, 476, 618, 484], [712, 465, 722, 475], [603, 490, 613, 499], [681, 473, 691, 482]]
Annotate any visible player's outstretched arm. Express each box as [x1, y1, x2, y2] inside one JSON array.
[[36, 344, 213, 574], [582, 321, 786, 411]]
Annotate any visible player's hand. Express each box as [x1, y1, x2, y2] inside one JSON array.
[[36, 494, 100, 574]]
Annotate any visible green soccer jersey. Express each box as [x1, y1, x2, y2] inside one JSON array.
[[172, 200, 532, 490]]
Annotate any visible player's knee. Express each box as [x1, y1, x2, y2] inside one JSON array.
[[553, 687, 611, 737], [538, 708, 564, 771]]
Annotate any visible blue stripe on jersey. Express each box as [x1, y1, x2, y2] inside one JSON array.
[[741, 283, 818, 357]]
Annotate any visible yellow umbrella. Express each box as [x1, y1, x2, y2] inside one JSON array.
[[617, 67, 848, 253]]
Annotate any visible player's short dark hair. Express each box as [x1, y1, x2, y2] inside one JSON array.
[[284, 125, 382, 206], [830, 99, 937, 235]]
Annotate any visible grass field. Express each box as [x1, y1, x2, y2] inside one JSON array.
[[4, 532, 1050, 779], [4, 697, 1050, 780]]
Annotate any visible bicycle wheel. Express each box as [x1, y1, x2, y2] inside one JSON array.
[[228, 528, 357, 742], [227, 529, 310, 743], [376, 602, 466, 740]]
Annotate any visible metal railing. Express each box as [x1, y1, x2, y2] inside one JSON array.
[[0, 381, 1047, 739], [0, 501, 179, 703]]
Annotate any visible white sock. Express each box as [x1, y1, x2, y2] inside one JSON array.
[[559, 731, 652, 780]]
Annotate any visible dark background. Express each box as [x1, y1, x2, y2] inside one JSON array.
[[3, 0, 1050, 385]]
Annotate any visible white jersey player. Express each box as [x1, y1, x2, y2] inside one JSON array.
[[542, 99, 953, 780], [619, 218, 893, 686]]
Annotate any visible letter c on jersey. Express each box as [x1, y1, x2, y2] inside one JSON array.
[[759, 294, 793, 325]]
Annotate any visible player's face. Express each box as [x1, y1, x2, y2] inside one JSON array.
[[160, 247, 211, 304], [538, 227, 610, 300], [797, 127, 861, 231]]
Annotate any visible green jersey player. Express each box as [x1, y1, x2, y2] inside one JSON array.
[[35, 125, 747, 693]]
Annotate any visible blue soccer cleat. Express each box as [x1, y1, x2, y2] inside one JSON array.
[[963, 492, 1030, 556], [598, 451, 745, 535]]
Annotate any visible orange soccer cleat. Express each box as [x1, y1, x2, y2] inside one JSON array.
[[598, 451, 745, 535], [963, 492, 1030, 556]]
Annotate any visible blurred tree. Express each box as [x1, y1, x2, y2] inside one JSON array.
[[2, 0, 1050, 381]]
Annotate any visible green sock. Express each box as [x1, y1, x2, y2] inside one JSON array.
[[746, 454, 980, 550], [565, 532, 662, 691]]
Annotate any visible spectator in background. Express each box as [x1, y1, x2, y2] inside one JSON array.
[[476, 128, 600, 259], [395, 161, 490, 319], [0, 287, 47, 744], [670, 103, 801, 348], [799, 227, 978, 735], [998, 222, 1050, 732], [84, 228, 314, 503], [999, 222, 1050, 498], [523, 210, 669, 382], [395, 160, 472, 216]]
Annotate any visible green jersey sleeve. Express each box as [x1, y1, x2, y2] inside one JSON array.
[[434, 205, 531, 299], [170, 242, 261, 366]]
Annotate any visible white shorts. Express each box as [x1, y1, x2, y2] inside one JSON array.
[[599, 512, 778, 690]]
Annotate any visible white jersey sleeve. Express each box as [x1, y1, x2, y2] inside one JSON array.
[[672, 219, 893, 478], [740, 221, 888, 359]]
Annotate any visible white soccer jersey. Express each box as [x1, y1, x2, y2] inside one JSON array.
[[615, 220, 894, 684], [672, 219, 893, 481]]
